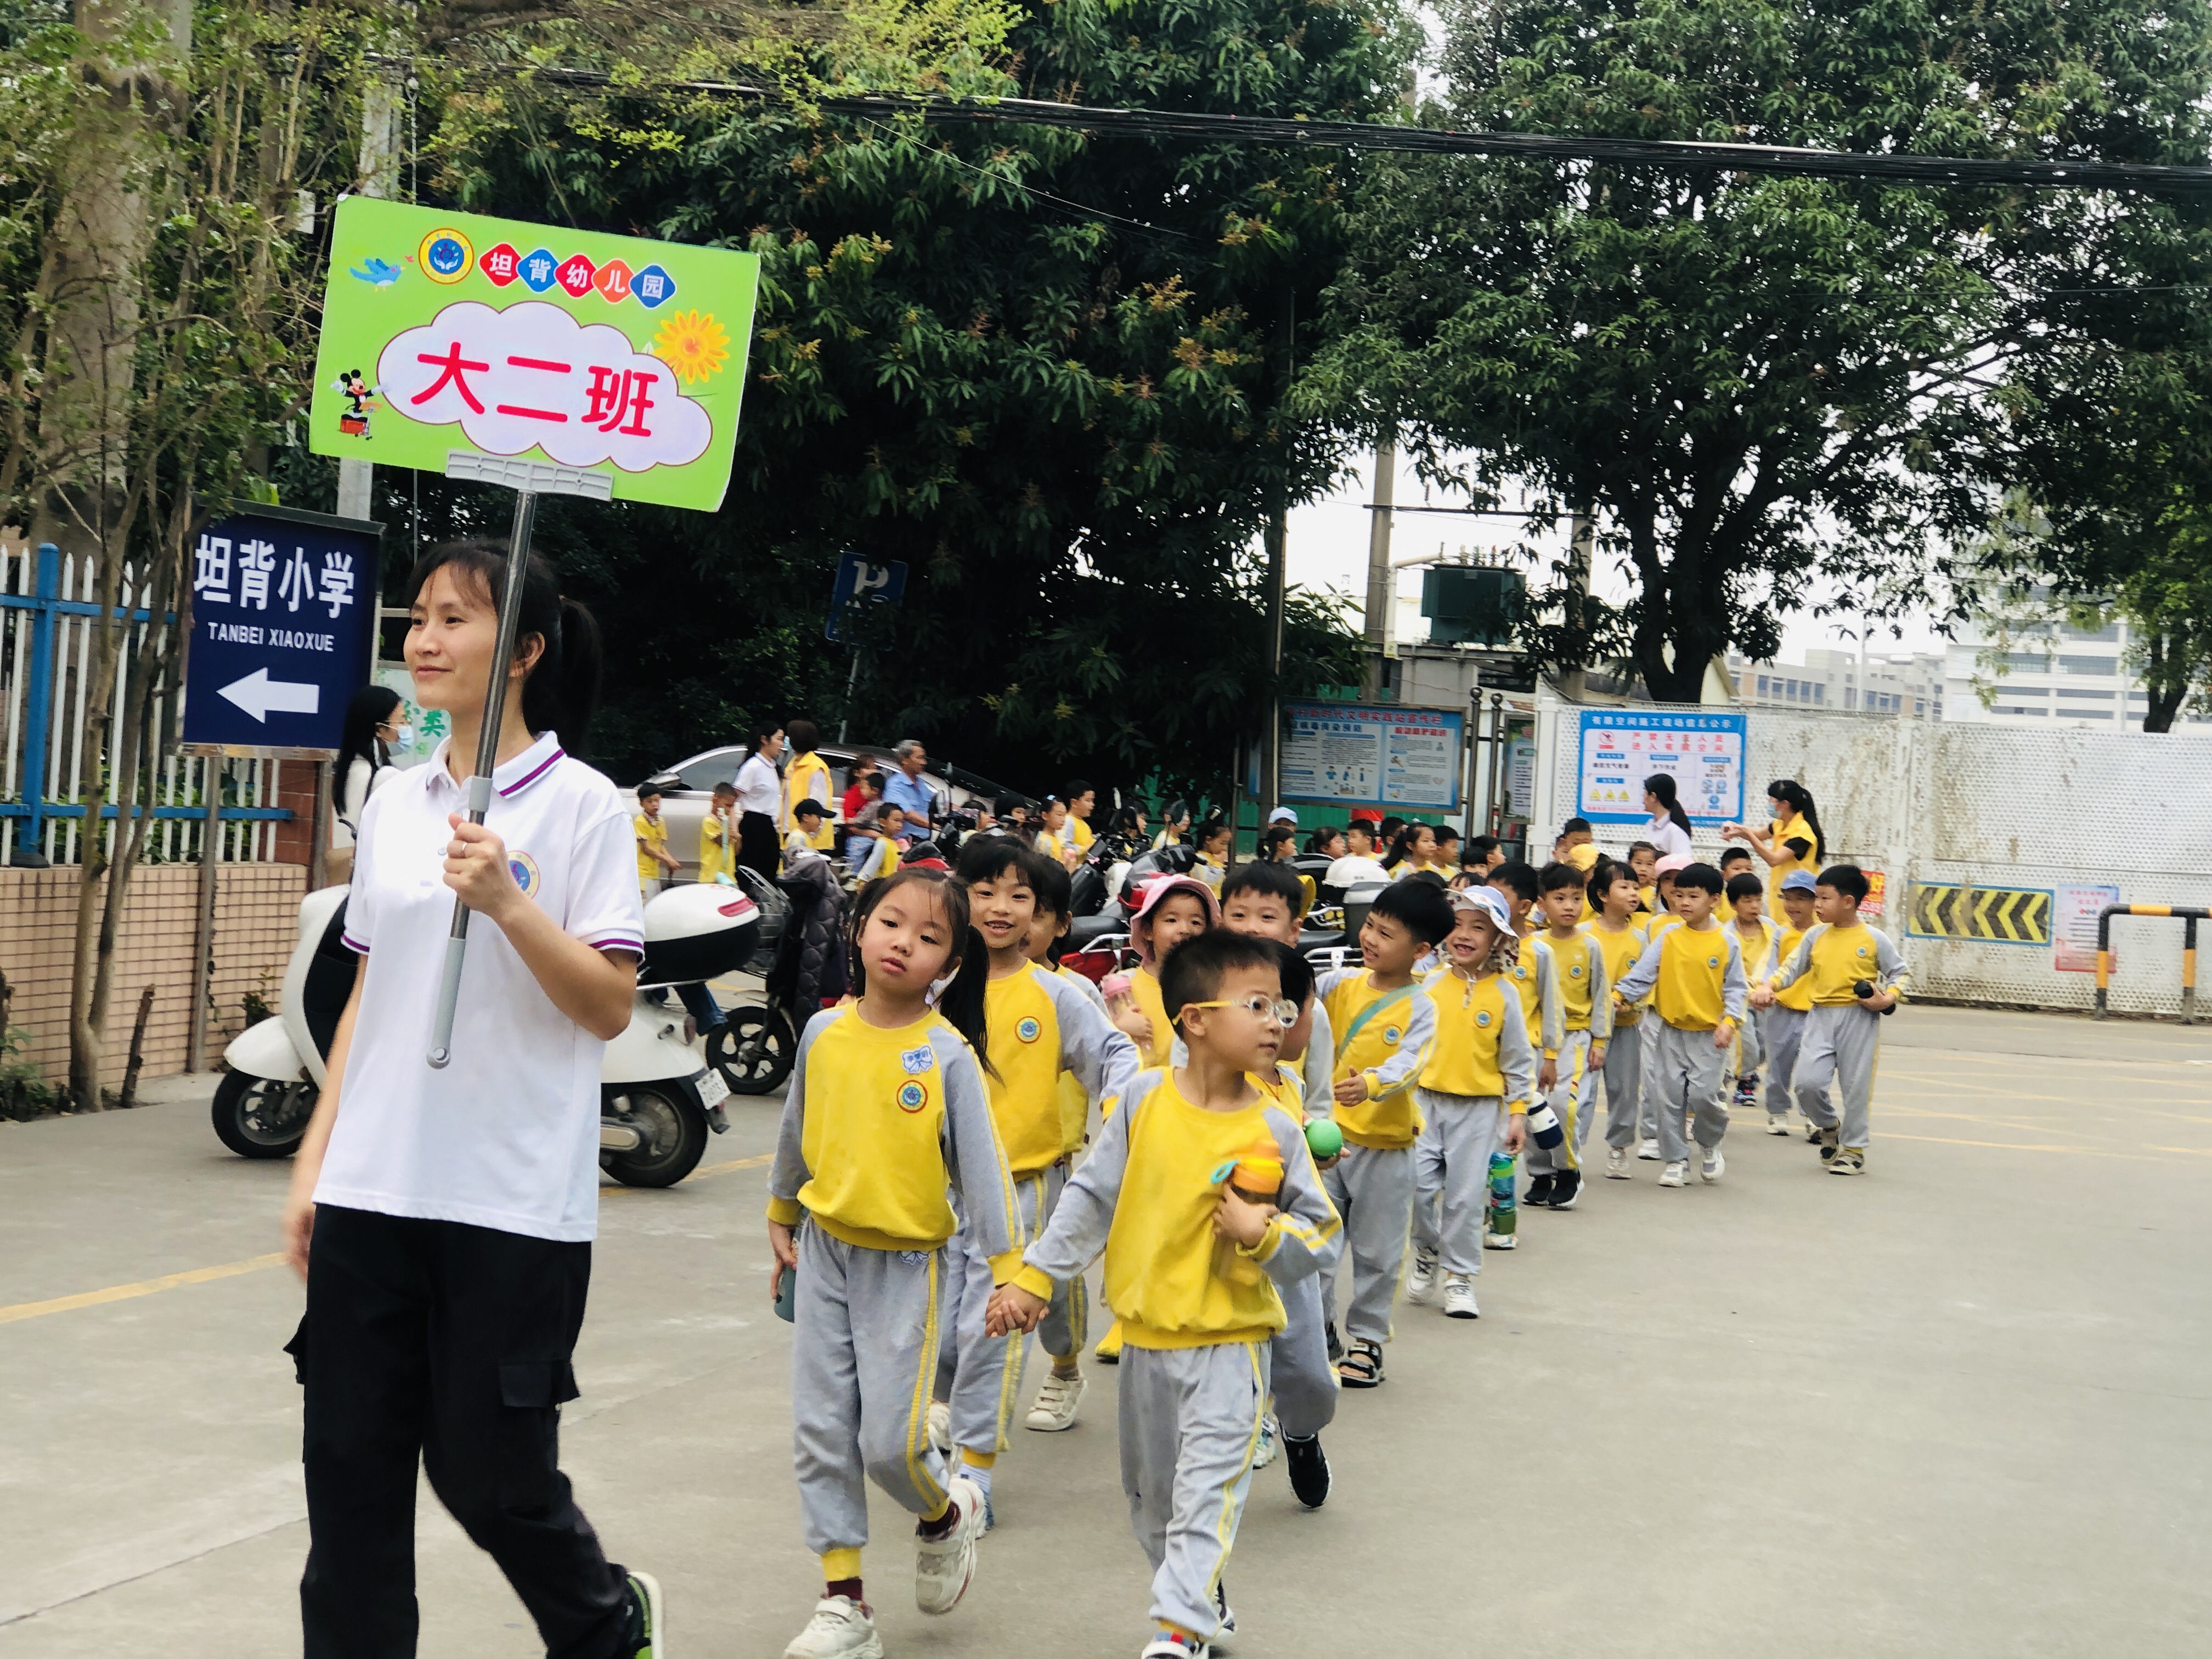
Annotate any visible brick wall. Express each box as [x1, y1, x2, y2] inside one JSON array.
[[0, 864, 307, 1090]]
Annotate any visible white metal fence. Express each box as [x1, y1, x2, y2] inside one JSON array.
[[1, 540, 292, 867], [1532, 696, 2212, 1017]]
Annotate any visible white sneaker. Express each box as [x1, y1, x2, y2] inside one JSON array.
[[1637, 1138, 1661, 1160], [1700, 1145, 1725, 1184], [1658, 1160, 1688, 1188], [1443, 1273, 1479, 1319], [1024, 1370, 1086, 1432], [914, 1475, 986, 1615], [1764, 1116, 1791, 1136], [1252, 1412, 1280, 1469], [1141, 1639, 1210, 1659], [785, 1595, 883, 1659], [926, 1398, 951, 1453], [1604, 1147, 1631, 1180], [1482, 1229, 1517, 1250], [1405, 1247, 1440, 1304]]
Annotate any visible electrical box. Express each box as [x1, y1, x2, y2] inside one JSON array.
[[1420, 566, 1524, 646]]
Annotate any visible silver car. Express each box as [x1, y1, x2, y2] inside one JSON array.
[[639, 743, 1023, 879]]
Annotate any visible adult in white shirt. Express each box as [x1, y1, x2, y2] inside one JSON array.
[[329, 684, 404, 884], [732, 725, 785, 881], [280, 542, 663, 1656], [1642, 772, 1695, 861]]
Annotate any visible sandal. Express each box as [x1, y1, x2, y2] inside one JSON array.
[[1337, 1338, 1384, 1389]]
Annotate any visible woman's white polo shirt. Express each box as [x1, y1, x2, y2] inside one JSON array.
[[315, 731, 646, 1242]]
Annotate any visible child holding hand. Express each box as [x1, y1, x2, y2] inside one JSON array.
[[986, 930, 1340, 1659]]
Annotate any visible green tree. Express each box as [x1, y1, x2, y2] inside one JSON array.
[[1303, 0, 2212, 702], [395, 0, 1410, 797]]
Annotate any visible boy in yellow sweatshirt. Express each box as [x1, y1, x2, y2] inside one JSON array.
[[1759, 870, 1824, 1133], [1404, 886, 1532, 1319], [987, 930, 1340, 1659], [1584, 857, 1652, 1173], [1526, 861, 1610, 1210]]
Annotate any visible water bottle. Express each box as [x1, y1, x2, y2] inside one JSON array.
[[1486, 1150, 1518, 1244], [1525, 1101, 1565, 1151]]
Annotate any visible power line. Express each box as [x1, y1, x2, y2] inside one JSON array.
[[478, 64, 2212, 195]]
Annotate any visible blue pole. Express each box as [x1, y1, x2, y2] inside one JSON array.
[[18, 543, 59, 860]]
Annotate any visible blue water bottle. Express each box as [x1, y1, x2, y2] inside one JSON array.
[[1486, 1150, 1519, 1249]]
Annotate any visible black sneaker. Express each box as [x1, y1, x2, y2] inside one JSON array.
[[1284, 1433, 1331, 1509], [1526, 1171, 1557, 1208], [1325, 1321, 1342, 1362], [1550, 1169, 1582, 1210]]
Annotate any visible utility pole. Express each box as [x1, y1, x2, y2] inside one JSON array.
[[337, 76, 402, 522], [1258, 288, 1294, 814], [1362, 431, 1395, 699], [1559, 506, 1594, 701]]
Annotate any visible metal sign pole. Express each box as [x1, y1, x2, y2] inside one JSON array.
[[427, 489, 537, 1068]]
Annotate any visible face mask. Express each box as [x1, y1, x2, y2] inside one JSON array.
[[391, 724, 414, 749]]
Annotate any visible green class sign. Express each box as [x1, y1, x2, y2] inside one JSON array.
[[309, 198, 759, 511]]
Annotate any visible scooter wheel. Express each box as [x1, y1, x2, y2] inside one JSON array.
[[211, 1073, 315, 1158], [601, 1082, 709, 1187], [712, 1006, 796, 1095]]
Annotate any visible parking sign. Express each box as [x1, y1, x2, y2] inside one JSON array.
[[826, 552, 909, 642], [183, 504, 381, 753]]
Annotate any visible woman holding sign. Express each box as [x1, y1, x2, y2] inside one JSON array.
[[279, 540, 663, 1659]]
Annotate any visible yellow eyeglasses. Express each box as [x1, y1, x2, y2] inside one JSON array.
[[1182, 994, 1299, 1026]]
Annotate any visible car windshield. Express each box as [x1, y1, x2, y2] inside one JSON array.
[[675, 750, 741, 792]]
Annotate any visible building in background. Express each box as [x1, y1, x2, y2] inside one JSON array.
[[1724, 647, 1947, 717], [1937, 610, 2212, 730]]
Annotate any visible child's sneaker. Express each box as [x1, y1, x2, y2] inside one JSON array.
[[1637, 1138, 1662, 1160], [1829, 1146, 1866, 1176], [1284, 1432, 1330, 1509], [1442, 1273, 1479, 1319], [913, 1475, 987, 1615], [1549, 1169, 1582, 1210], [1732, 1077, 1759, 1110], [1764, 1115, 1791, 1135], [1405, 1246, 1440, 1304], [1325, 1320, 1343, 1361], [785, 1595, 881, 1659], [1804, 1120, 1823, 1143], [1700, 1145, 1725, 1183], [1525, 1170, 1557, 1207], [1338, 1338, 1384, 1388], [1024, 1371, 1085, 1432], [1815, 1125, 1841, 1164], [1657, 1160, 1688, 1188], [1604, 1147, 1631, 1179], [1140, 1633, 1209, 1659], [1482, 1228, 1517, 1250], [625, 1570, 664, 1659], [1252, 1412, 1280, 1470], [926, 1399, 951, 1452], [1215, 1581, 1238, 1640]]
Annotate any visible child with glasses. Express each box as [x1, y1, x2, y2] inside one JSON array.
[[987, 930, 1340, 1659]]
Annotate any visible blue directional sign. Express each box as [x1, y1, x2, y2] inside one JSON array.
[[183, 504, 380, 752], [825, 551, 909, 643]]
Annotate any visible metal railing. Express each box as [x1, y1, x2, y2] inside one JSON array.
[[1, 541, 294, 865], [2094, 905, 2208, 1024]]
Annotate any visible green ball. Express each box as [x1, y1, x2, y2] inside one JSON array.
[[1304, 1120, 1344, 1162]]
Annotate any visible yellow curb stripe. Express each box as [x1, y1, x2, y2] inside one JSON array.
[[0, 1253, 289, 1327]]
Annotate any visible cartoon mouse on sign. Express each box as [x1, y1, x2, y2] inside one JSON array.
[[334, 370, 377, 437]]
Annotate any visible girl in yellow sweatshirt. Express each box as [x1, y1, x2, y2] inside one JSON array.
[[766, 868, 1020, 1658]]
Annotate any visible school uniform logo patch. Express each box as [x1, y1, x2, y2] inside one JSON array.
[[1384, 1025, 1403, 1045], [1707, 955, 1720, 968], [507, 850, 540, 896], [1475, 1009, 1492, 1028], [1568, 963, 1583, 978], [1016, 1016, 1042, 1043], [899, 1045, 934, 1075], [896, 1080, 929, 1113]]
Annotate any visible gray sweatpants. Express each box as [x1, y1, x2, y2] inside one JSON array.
[[1269, 1276, 1338, 1439], [1120, 1340, 1270, 1642], [1321, 1143, 1413, 1346], [1526, 1029, 1591, 1175], [1762, 1005, 1823, 1122], [1792, 1003, 1882, 1149], [1410, 1089, 1505, 1276], [1643, 1020, 1729, 1164], [939, 1165, 1070, 1457], [792, 1220, 953, 1555], [1602, 1019, 1646, 1148]]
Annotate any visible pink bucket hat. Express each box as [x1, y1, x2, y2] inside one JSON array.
[[1127, 874, 1220, 964]]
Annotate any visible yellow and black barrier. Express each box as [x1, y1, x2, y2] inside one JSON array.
[[2095, 905, 2208, 1024]]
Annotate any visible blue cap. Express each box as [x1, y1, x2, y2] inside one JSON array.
[[1780, 870, 1818, 894]]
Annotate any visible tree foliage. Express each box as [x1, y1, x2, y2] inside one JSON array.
[[373, 0, 1412, 796], [1303, 0, 2212, 701]]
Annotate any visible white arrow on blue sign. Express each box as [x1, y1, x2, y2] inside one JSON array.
[[218, 667, 321, 722]]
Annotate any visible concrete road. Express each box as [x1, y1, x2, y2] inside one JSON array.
[[4, 1006, 2210, 1657]]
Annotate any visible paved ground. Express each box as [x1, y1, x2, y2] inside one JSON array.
[[4, 1005, 2210, 1658]]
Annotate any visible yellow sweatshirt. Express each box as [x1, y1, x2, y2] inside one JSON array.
[[766, 1008, 1022, 1279], [1585, 918, 1650, 1026], [1772, 923, 1815, 1011], [1613, 922, 1749, 1033], [1417, 970, 1536, 1105], [1770, 921, 1910, 1007], [1126, 966, 1175, 1069], [1547, 928, 1612, 1040], [1011, 1071, 1340, 1351], [1316, 969, 1438, 1149], [981, 962, 1139, 1176]]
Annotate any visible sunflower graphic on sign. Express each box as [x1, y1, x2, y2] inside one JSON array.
[[652, 309, 730, 385]]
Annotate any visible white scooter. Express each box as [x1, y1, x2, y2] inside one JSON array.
[[213, 883, 759, 1188]]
